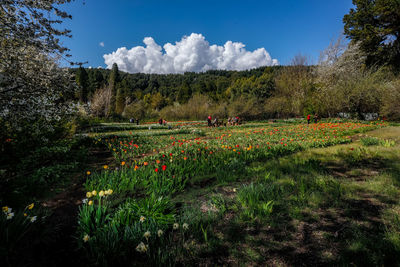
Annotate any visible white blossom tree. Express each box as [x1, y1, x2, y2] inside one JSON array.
[[0, 0, 78, 130]]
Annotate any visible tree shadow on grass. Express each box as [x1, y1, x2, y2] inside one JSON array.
[[217, 151, 400, 266]]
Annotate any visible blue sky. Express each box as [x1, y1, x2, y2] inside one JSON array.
[[60, 0, 354, 71]]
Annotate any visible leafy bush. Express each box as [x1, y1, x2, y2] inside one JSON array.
[[360, 136, 381, 146], [77, 193, 186, 266], [112, 195, 175, 226], [382, 139, 396, 147], [237, 182, 276, 221]]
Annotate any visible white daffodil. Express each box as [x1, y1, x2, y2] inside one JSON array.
[[136, 242, 148, 253], [143, 231, 151, 240], [157, 229, 164, 237], [83, 234, 90, 242], [6, 212, 14, 220]]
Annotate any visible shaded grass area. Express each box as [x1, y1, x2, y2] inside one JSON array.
[[173, 127, 400, 266]]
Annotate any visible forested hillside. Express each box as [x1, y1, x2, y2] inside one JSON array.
[[73, 46, 400, 121]]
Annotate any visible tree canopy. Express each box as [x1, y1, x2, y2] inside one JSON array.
[[343, 0, 400, 69], [0, 0, 76, 126]]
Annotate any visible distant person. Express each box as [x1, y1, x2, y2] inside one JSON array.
[[212, 117, 218, 127], [314, 114, 318, 123], [307, 114, 311, 124], [136, 118, 139, 125], [207, 115, 212, 127], [129, 118, 134, 123], [159, 118, 163, 125], [233, 116, 238, 125]]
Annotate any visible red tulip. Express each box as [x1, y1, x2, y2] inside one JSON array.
[[162, 165, 167, 171]]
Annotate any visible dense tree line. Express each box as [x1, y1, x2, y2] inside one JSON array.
[[73, 50, 400, 121], [73, 65, 288, 120]]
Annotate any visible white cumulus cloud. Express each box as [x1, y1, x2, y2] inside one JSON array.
[[103, 33, 278, 74], [99, 41, 105, 47]]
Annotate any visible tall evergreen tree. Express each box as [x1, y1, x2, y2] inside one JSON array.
[[107, 63, 120, 117], [177, 81, 191, 104], [115, 87, 125, 114], [75, 66, 89, 103], [343, 0, 400, 69], [115, 79, 129, 115], [88, 69, 105, 98]]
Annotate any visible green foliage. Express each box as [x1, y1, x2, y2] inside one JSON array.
[[107, 63, 120, 117], [360, 136, 381, 146], [77, 57, 400, 121], [382, 139, 396, 147], [112, 195, 175, 226], [115, 87, 125, 115], [343, 0, 400, 69], [78, 199, 111, 236], [76, 66, 89, 103], [0, 204, 50, 266], [1, 134, 88, 205], [76, 194, 187, 266], [237, 182, 275, 221]]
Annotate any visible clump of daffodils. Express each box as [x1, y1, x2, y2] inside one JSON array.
[[3, 205, 37, 222], [85, 189, 113, 202], [136, 242, 148, 253], [3, 206, 14, 220], [140, 216, 146, 222]]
